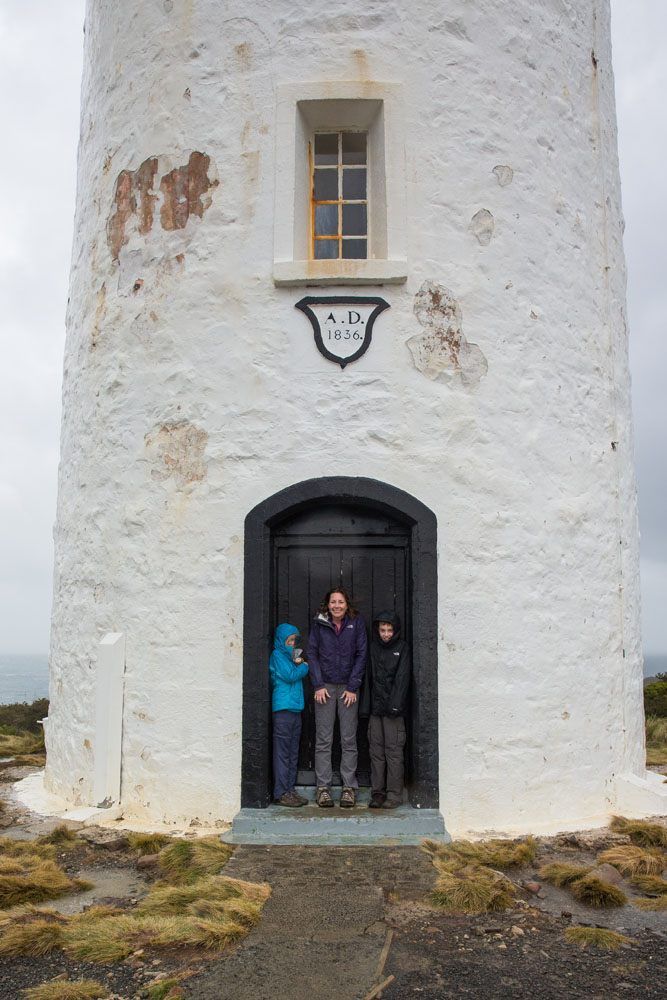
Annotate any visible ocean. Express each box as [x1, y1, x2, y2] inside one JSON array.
[[0, 654, 49, 705], [0, 649, 664, 706]]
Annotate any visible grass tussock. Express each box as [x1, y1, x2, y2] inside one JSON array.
[[21, 980, 109, 1000], [598, 844, 665, 876], [646, 715, 667, 766], [3, 870, 270, 963], [538, 862, 593, 887], [569, 873, 627, 908], [0, 838, 56, 861], [158, 837, 234, 881], [126, 832, 171, 856], [0, 913, 66, 956], [431, 864, 516, 914], [564, 926, 632, 951], [630, 874, 667, 895], [422, 836, 537, 869], [37, 826, 79, 847], [0, 858, 91, 909], [632, 895, 667, 911], [0, 731, 45, 757], [144, 980, 186, 1000], [609, 815, 667, 849]]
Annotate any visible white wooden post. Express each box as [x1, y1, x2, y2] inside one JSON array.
[[93, 632, 126, 808]]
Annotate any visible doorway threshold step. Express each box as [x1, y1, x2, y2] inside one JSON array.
[[223, 804, 447, 846]]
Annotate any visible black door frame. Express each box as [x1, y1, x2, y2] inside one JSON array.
[[241, 476, 439, 809]]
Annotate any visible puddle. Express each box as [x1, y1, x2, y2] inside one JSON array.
[[42, 866, 149, 915]]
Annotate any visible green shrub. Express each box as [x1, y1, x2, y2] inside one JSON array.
[[644, 681, 667, 718], [0, 700, 49, 735]]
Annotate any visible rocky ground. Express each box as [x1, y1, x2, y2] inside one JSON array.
[[1, 760, 666, 1000]]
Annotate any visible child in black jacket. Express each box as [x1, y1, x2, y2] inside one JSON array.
[[360, 610, 411, 809]]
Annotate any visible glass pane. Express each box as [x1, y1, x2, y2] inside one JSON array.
[[314, 169, 338, 201], [315, 203, 339, 237], [314, 133, 338, 166], [314, 239, 339, 260], [342, 239, 367, 260], [342, 203, 367, 236], [342, 168, 366, 200], [342, 132, 366, 164]]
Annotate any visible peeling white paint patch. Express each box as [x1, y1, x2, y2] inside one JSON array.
[[470, 208, 495, 245], [493, 164, 514, 187], [407, 281, 488, 390], [144, 421, 208, 485]]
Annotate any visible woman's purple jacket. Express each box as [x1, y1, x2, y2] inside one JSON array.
[[306, 613, 368, 692]]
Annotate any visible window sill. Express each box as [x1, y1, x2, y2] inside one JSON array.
[[273, 259, 408, 287]]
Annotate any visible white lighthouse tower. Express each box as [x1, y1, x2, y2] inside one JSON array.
[[45, 0, 666, 836]]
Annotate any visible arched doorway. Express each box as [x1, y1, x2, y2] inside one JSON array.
[[241, 477, 438, 809]]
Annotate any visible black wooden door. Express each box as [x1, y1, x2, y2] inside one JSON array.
[[273, 503, 409, 786]]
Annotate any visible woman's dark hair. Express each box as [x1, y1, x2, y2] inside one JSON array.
[[319, 587, 358, 619]]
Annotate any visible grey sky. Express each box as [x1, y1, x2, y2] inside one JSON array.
[[0, 1, 664, 655]]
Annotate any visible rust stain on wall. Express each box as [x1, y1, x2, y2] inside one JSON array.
[[107, 153, 217, 259], [144, 420, 208, 485], [159, 152, 219, 232], [407, 280, 488, 390]]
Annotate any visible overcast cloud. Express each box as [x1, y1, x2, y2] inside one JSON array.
[[0, 1, 664, 656]]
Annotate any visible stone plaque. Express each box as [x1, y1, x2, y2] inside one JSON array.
[[295, 296, 390, 369]]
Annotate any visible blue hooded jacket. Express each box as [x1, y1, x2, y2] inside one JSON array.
[[269, 623, 309, 712]]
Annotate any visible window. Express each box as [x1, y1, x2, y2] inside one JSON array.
[[312, 132, 368, 260], [273, 82, 407, 286]]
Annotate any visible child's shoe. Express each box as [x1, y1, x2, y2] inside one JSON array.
[[369, 793, 385, 809], [276, 791, 304, 807], [339, 787, 356, 808]]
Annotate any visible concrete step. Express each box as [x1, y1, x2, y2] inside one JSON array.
[[224, 788, 447, 845]]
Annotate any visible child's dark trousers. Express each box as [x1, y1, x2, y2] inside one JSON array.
[[272, 709, 302, 800], [369, 714, 406, 805]]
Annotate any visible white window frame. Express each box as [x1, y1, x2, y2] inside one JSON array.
[[273, 81, 407, 287]]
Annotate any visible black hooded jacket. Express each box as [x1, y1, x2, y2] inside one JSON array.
[[359, 611, 411, 718]]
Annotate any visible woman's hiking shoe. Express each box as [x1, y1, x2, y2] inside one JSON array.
[[276, 791, 305, 807], [369, 793, 385, 809], [340, 787, 356, 808], [292, 789, 309, 805], [316, 786, 334, 808]]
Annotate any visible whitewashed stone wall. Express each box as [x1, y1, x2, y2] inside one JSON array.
[[46, 0, 658, 834]]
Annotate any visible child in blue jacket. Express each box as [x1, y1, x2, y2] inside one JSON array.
[[270, 623, 309, 807]]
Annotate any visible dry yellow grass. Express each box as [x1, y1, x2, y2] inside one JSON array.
[[158, 837, 234, 881], [645, 716, 667, 766], [630, 874, 667, 895], [0, 838, 56, 861], [609, 816, 667, 849], [632, 895, 667, 911], [569, 874, 627, 908], [0, 731, 44, 756], [422, 836, 537, 869], [538, 862, 593, 887], [0, 857, 91, 909], [1, 872, 270, 963], [0, 914, 66, 956], [126, 832, 171, 855], [564, 927, 631, 951], [37, 826, 79, 847], [21, 979, 109, 1000], [431, 864, 516, 914], [598, 845, 664, 876]]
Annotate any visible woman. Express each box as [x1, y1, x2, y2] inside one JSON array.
[[306, 588, 367, 808]]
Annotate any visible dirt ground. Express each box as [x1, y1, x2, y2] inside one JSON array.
[[1, 763, 666, 1000]]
